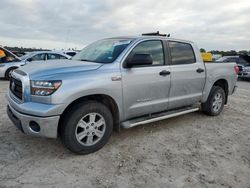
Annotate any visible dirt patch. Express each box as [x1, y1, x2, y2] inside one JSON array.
[[0, 80, 250, 187]]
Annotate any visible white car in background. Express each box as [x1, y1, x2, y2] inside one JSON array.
[[20, 51, 71, 62], [0, 50, 70, 79], [0, 46, 22, 79]]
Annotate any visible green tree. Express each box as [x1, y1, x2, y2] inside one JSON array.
[[200, 48, 206, 53]]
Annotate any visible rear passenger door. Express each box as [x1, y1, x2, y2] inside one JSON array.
[[167, 41, 206, 109]]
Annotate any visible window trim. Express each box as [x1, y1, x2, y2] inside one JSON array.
[[167, 40, 197, 66], [123, 39, 167, 68]]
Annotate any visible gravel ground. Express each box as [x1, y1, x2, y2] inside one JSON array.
[[0, 79, 250, 188]]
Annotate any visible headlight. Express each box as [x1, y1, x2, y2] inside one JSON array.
[[31, 80, 62, 96]]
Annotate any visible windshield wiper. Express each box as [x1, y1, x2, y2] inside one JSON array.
[[79, 59, 92, 62], [79, 59, 104, 64]]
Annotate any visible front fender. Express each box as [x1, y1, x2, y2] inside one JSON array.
[[51, 68, 123, 120]]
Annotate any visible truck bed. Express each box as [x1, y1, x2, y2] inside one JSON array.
[[201, 62, 237, 102]]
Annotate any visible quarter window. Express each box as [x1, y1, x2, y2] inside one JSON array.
[[128, 40, 164, 66], [169, 41, 196, 65]]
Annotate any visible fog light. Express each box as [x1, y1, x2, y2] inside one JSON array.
[[29, 121, 40, 133]]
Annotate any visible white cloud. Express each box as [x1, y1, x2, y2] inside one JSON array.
[[0, 0, 249, 50]]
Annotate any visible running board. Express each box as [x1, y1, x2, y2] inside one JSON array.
[[121, 107, 199, 129]]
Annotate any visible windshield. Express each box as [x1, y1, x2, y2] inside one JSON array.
[[72, 39, 133, 63]]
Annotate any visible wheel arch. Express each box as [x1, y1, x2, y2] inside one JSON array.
[[58, 94, 120, 136], [5, 66, 19, 78], [212, 79, 229, 104]]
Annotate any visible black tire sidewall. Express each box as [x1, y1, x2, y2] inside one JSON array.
[[61, 101, 113, 154]]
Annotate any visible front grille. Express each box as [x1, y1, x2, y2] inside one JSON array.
[[10, 77, 23, 100]]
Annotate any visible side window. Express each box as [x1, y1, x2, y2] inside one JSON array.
[[47, 54, 67, 60], [30, 53, 45, 61], [48, 54, 59, 60], [169, 41, 196, 65], [128, 40, 164, 66], [59, 55, 67, 59]]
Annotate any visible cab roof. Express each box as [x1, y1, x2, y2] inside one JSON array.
[[108, 35, 194, 44]]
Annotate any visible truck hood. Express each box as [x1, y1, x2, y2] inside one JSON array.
[[19, 60, 103, 79]]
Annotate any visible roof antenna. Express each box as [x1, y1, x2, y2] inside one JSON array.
[[142, 31, 170, 37]]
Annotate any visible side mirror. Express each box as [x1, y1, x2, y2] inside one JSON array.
[[125, 54, 153, 68]]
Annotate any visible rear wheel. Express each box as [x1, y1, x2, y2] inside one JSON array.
[[60, 101, 113, 154], [202, 86, 226, 116]]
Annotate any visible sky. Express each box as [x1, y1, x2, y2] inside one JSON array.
[[0, 0, 250, 51]]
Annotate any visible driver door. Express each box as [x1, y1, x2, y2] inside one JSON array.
[[121, 40, 171, 120]]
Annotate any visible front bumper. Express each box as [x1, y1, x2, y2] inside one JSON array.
[[7, 104, 60, 138]]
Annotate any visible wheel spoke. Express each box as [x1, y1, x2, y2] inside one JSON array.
[[95, 130, 103, 138], [78, 119, 88, 128], [95, 118, 104, 127], [86, 135, 94, 144], [77, 131, 87, 140], [89, 113, 96, 123]]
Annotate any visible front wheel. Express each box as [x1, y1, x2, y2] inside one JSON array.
[[202, 86, 226, 116], [60, 101, 113, 154]]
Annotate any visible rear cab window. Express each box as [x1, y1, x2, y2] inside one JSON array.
[[168, 41, 196, 65]]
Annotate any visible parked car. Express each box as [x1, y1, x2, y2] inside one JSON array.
[[7, 33, 238, 154], [216, 55, 250, 80], [216, 55, 248, 65], [20, 51, 71, 62], [0, 51, 70, 79], [0, 47, 22, 79]]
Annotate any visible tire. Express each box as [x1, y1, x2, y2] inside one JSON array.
[[202, 86, 226, 116], [5, 67, 17, 80], [60, 101, 113, 154]]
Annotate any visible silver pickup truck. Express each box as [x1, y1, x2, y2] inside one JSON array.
[[7, 33, 238, 154]]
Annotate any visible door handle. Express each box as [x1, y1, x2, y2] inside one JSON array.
[[159, 70, 171, 76], [196, 68, 204, 73]]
